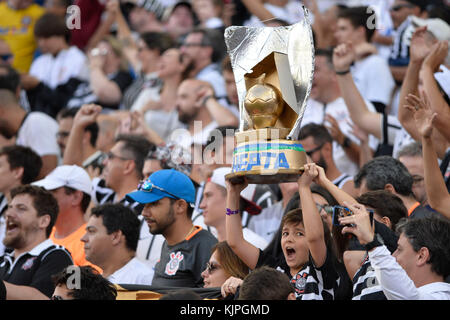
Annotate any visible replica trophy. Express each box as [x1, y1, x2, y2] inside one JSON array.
[[224, 7, 315, 184]]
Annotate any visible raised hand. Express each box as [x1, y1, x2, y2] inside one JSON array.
[[324, 113, 345, 145], [339, 201, 375, 245], [74, 104, 102, 128], [404, 91, 437, 139], [221, 276, 243, 298], [409, 26, 432, 64], [423, 40, 448, 73], [298, 163, 318, 188], [332, 42, 356, 72]]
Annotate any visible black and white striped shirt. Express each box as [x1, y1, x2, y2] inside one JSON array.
[[256, 248, 339, 300]]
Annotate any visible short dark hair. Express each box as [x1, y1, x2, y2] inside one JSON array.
[[356, 190, 408, 229], [0, 65, 20, 93], [238, 266, 294, 300], [354, 156, 414, 197], [299, 123, 333, 146], [115, 134, 153, 180], [338, 6, 376, 42], [140, 31, 174, 54], [0, 145, 42, 184], [396, 216, 450, 278], [34, 12, 70, 42], [189, 27, 226, 63], [58, 107, 99, 148], [90, 203, 140, 252], [10, 185, 59, 238], [52, 265, 117, 300], [315, 48, 334, 70]]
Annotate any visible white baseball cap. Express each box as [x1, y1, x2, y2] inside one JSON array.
[[411, 17, 450, 42], [33, 165, 92, 195], [208, 167, 262, 215]]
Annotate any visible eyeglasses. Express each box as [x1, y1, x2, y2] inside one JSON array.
[[390, 4, 415, 12], [137, 179, 179, 199], [205, 262, 220, 274], [56, 131, 70, 139], [316, 203, 333, 215], [106, 151, 132, 161], [51, 295, 64, 300], [0, 54, 12, 61], [305, 144, 324, 157]]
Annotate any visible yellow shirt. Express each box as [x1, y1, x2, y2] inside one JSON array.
[[50, 223, 103, 274], [0, 3, 45, 73]]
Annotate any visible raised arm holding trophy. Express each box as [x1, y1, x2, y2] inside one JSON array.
[[224, 7, 315, 184]]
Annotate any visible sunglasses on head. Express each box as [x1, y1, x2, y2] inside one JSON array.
[[205, 261, 220, 274], [137, 179, 180, 199], [316, 203, 333, 215]]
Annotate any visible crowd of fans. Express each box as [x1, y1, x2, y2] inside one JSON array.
[[0, 0, 449, 301]]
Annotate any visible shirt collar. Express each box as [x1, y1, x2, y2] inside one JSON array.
[[10, 239, 55, 258]]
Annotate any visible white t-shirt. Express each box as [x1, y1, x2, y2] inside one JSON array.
[[16, 112, 59, 157], [107, 257, 154, 285], [169, 120, 218, 150], [247, 201, 283, 243], [302, 97, 379, 176], [29, 46, 89, 89], [351, 54, 395, 107]]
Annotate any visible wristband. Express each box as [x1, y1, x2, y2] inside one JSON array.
[[201, 95, 214, 106], [364, 233, 384, 251], [226, 208, 239, 216], [335, 69, 350, 75]]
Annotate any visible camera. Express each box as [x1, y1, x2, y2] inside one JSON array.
[[332, 205, 374, 227]]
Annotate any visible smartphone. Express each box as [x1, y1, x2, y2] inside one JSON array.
[[332, 205, 374, 227]]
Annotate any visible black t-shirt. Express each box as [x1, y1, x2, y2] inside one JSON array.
[[151, 227, 218, 288], [0, 239, 73, 297], [256, 248, 339, 300]]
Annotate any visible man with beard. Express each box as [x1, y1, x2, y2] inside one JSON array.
[[0, 185, 72, 299], [170, 78, 237, 150], [299, 123, 358, 197], [126, 169, 217, 287]]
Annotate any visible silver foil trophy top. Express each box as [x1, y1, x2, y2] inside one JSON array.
[[224, 6, 315, 140]]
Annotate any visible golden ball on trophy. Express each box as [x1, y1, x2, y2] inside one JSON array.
[[244, 73, 284, 129]]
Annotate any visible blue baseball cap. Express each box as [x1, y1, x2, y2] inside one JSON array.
[[126, 169, 196, 205]]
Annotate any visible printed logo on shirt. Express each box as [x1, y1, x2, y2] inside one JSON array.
[[165, 251, 184, 276], [22, 257, 37, 270], [291, 272, 308, 295]]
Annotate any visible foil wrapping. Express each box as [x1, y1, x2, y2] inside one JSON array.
[[224, 6, 315, 140]]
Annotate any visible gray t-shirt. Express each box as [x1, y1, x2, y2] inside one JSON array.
[[151, 226, 217, 288]]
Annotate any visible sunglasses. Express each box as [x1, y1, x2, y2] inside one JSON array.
[[205, 262, 220, 274], [305, 144, 324, 157], [137, 179, 179, 199], [106, 151, 132, 161], [316, 203, 333, 215], [390, 3, 415, 11]]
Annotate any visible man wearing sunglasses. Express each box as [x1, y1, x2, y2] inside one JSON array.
[[126, 169, 217, 288]]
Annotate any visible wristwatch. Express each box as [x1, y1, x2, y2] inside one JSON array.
[[364, 233, 384, 251]]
